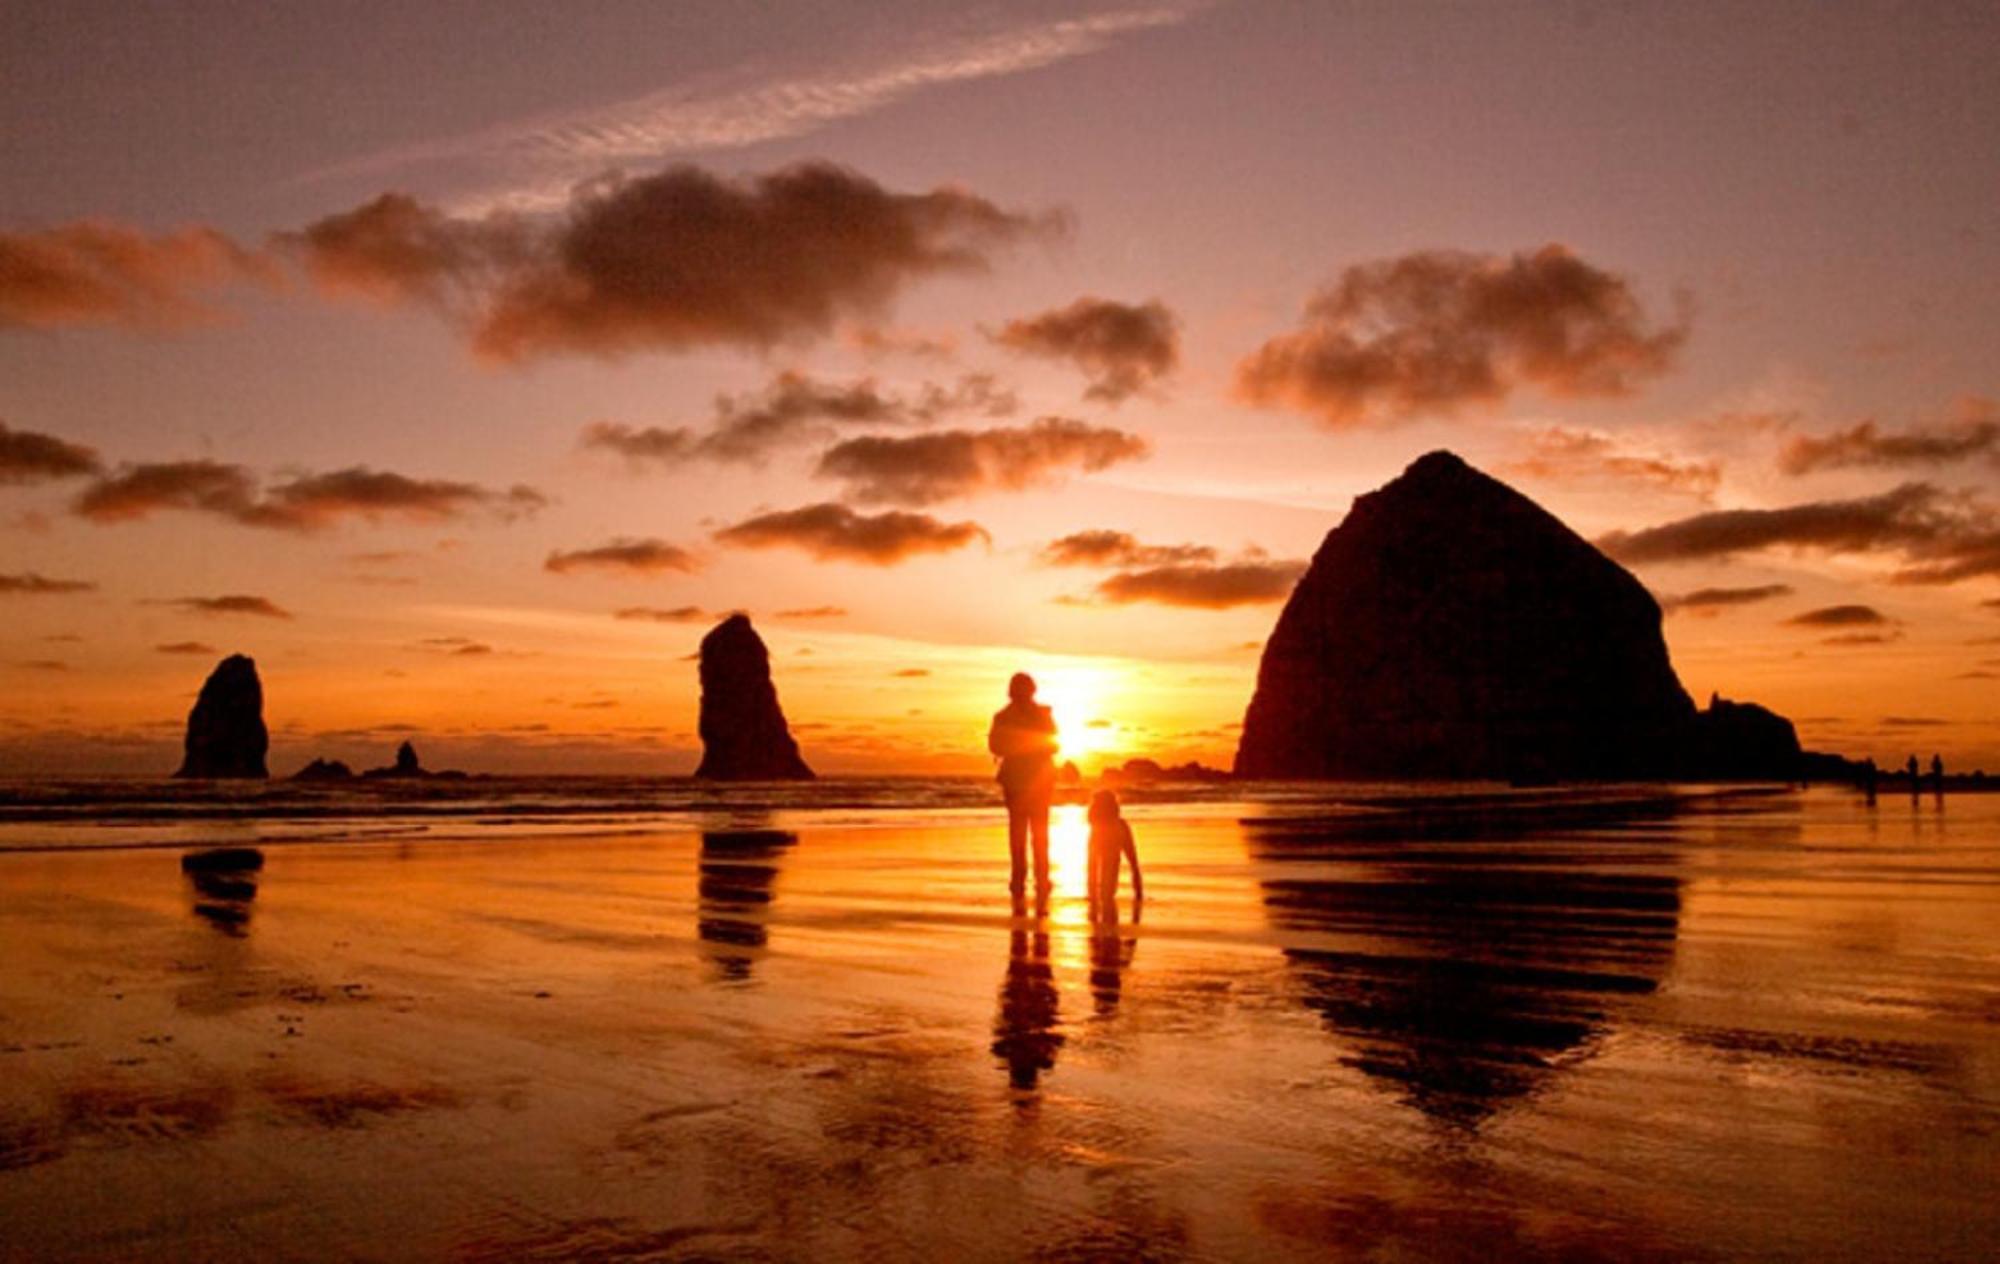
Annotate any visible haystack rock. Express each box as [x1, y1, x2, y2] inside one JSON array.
[[1236, 451, 1705, 781], [695, 614, 813, 780], [174, 654, 269, 779]]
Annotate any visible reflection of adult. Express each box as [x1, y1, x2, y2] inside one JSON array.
[[989, 672, 1058, 899]]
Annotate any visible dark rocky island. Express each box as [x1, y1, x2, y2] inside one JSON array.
[[1235, 451, 1799, 782], [362, 741, 466, 780], [695, 614, 814, 781], [174, 654, 269, 779], [291, 757, 355, 781]]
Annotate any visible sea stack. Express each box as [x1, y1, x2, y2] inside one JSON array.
[[174, 654, 270, 779], [1236, 451, 1698, 780], [695, 614, 813, 780]]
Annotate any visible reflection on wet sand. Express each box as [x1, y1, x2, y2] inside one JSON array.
[[1246, 803, 1681, 1126], [1088, 923, 1137, 1019], [180, 846, 263, 937], [992, 917, 1063, 1092], [696, 829, 795, 982]]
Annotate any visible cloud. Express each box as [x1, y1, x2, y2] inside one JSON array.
[[892, 669, 931, 678], [990, 297, 1179, 402], [0, 220, 279, 333], [284, 162, 1059, 361], [15, 660, 68, 673], [580, 370, 1016, 467], [612, 605, 708, 623], [847, 326, 957, 360], [1502, 426, 1720, 500], [72, 460, 545, 530], [0, 572, 96, 595], [155, 641, 217, 655], [1783, 604, 1891, 628], [1880, 716, 1949, 727], [1089, 559, 1308, 608], [1822, 631, 1902, 646], [301, 6, 1199, 201], [159, 595, 292, 619], [1235, 245, 1687, 428], [713, 502, 987, 564], [1659, 584, 1793, 615], [544, 538, 700, 576], [1779, 397, 2000, 474], [774, 605, 847, 619], [1597, 483, 2000, 582], [1038, 529, 1217, 568], [0, 421, 102, 484], [815, 417, 1149, 505]]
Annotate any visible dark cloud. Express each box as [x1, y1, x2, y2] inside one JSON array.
[[1659, 584, 1794, 615], [1779, 398, 2000, 474], [1823, 631, 1902, 646], [15, 660, 68, 672], [155, 641, 217, 655], [713, 502, 987, 565], [544, 538, 700, 576], [580, 370, 1015, 467], [0, 421, 102, 484], [990, 297, 1179, 403], [1235, 245, 1686, 428], [815, 417, 1149, 505], [1089, 560, 1308, 609], [160, 595, 293, 619], [284, 162, 1058, 361], [775, 605, 847, 619], [72, 460, 545, 530], [0, 572, 96, 595], [0, 221, 279, 332], [1598, 482, 2000, 584], [892, 668, 931, 678], [1784, 604, 1891, 628], [1503, 427, 1720, 499], [613, 606, 708, 623], [1038, 529, 1218, 568]]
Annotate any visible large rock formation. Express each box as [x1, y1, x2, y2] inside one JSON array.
[[695, 614, 813, 780], [174, 654, 270, 779], [1237, 451, 1728, 781]]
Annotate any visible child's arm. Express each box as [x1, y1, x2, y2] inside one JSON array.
[[1122, 823, 1143, 906]]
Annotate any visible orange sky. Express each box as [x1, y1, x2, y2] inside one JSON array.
[[3, 2, 1997, 775]]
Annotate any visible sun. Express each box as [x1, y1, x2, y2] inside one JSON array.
[[1031, 664, 1123, 764]]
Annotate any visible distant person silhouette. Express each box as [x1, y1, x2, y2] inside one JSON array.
[[1862, 756, 1878, 805], [989, 673, 1058, 899], [1086, 790, 1144, 923], [1906, 754, 1920, 797], [1931, 753, 1944, 797]]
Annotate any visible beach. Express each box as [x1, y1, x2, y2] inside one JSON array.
[[1, 782, 1996, 1261]]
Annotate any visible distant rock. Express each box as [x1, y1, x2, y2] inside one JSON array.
[[695, 614, 814, 781], [291, 757, 354, 781], [174, 654, 269, 779], [1236, 452, 1791, 781], [1099, 758, 1231, 787], [361, 741, 467, 780]]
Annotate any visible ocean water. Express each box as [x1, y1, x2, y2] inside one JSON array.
[[0, 780, 1994, 1260]]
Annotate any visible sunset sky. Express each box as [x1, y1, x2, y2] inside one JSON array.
[[4, 0, 1998, 775]]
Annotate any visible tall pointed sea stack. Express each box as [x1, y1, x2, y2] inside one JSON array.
[[1236, 451, 1697, 780], [695, 614, 814, 780], [174, 654, 270, 779]]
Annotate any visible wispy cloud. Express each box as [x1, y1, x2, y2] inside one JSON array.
[[303, 5, 1203, 206]]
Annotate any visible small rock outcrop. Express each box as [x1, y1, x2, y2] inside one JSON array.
[[695, 614, 813, 781], [362, 741, 465, 779], [291, 757, 355, 781], [1236, 452, 1698, 780], [1099, 758, 1232, 787], [1689, 695, 1800, 780], [174, 654, 269, 779]]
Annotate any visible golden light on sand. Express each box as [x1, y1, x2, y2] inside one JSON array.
[[1048, 802, 1090, 897]]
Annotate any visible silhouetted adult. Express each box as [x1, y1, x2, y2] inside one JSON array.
[[988, 672, 1058, 899], [1931, 753, 1945, 797], [1906, 754, 1920, 797]]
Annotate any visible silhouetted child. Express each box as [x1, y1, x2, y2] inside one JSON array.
[[1087, 789, 1143, 922]]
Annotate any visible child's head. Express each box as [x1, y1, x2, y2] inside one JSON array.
[[1008, 672, 1037, 702], [1088, 788, 1121, 825]]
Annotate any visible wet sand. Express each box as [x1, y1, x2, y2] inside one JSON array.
[[1, 787, 1996, 1261]]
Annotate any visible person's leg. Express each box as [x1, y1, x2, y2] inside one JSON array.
[[1006, 803, 1028, 895], [1029, 801, 1052, 896]]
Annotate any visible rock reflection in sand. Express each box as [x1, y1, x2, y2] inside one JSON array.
[[696, 828, 796, 982], [180, 845, 263, 937], [1247, 802, 1681, 1126]]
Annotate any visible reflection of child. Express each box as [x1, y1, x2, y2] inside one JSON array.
[[1087, 790, 1143, 919]]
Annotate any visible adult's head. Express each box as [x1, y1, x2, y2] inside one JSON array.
[[1008, 672, 1037, 702]]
